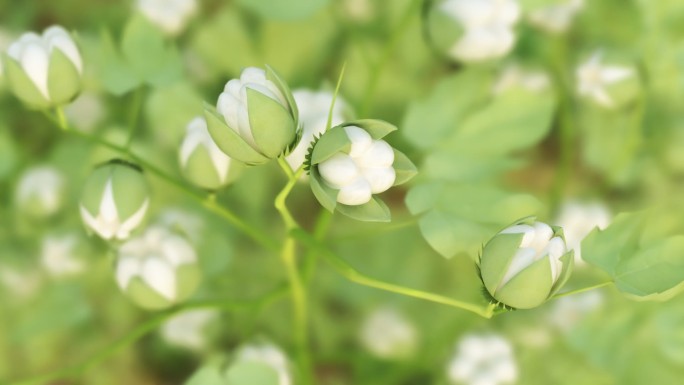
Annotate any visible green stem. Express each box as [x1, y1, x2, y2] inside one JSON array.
[[55, 107, 68, 131], [124, 87, 145, 150], [331, 215, 419, 242], [275, 158, 303, 229], [8, 287, 287, 385], [552, 281, 613, 299], [326, 63, 346, 132], [302, 209, 333, 282], [291, 228, 494, 319]]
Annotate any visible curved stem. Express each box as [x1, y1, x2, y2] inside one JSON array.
[[551, 281, 613, 299], [291, 228, 494, 319], [8, 287, 287, 385], [275, 158, 304, 229], [55, 107, 68, 131]]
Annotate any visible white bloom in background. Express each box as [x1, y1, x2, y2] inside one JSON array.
[[41, 233, 85, 278], [4, 26, 82, 106], [318, 126, 396, 206], [554, 201, 611, 263], [0, 266, 42, 300], [116, 226, 201, 309], [447, 334, 518, 385], [236, 342, 292, 385], [359, 307, 418, 360], [136, 0, 198, 35], [529, 0, 584, 34], [576, 51, 635, 108], [161, 309, 218, 351], [548, 291, 604, 332], [286, 89, 348, 171], [65, 92, 105, 133], [493, 65, 550, 94], [157, 208, 204, 243], [439, 0, 521, 62], [15, 166, 65, 217], [179, 116, 233, 190], [343, 0, 375, 22]]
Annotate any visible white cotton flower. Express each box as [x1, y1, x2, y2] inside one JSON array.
[[318, 126, 395, 206], [529, 0, 584, 34], [548, 291, 604, 332], [179, 116, 234, 190], [41, 233, 85, 278], [5, 25, 82, 101], [15, 165, 65, 218], [116, 226, 200, 309], [136, 0, 198, 35], [576, 51, 635, 108], [286, 89, 348, 171], [236, 342, 292, 385], [161, 309, 218, 351], [493, 64, 551, 94], [447, 334, 518, 385], [439, 0, 521, 62], [359, 307, 419, 360], [554, 201, 611, 264], [65, 92, 105, 133]]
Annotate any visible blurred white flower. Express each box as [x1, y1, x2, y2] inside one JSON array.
[[554, 200, 611, 263], [41, 233, 85, 278], [236, 342, 292, 385], [359, 307, 418, 360], [342, 0, 375, 22], [157, 208, 204, 243], [161, 309, 218, 351], [439, 0, 521, 62], [179, 116, 234, 190], [548, 291, 604, 332], [447, 334, 518, 385], [529, 0, 584, 34], [136, 0, 198, 35], [286, 89, 348, 171], [576, 51, 634, 108], [493, 64, 550, 94], [65, 92, 105, 133], [0, 266, 42, 300], [15, 165, 65, 218]]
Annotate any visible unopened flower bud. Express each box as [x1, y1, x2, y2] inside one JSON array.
[[79, 160, 150, 241], [479, 219, 573, 309], [179, 116, 237, 190], [136, 0, 197, 35]]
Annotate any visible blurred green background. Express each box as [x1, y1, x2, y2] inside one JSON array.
[[2, 0, 684, 384]]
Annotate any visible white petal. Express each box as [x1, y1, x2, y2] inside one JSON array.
[[217, 92, 241, 132], [236, 97, 257, 148], [319, 153, 360, 188], [529, 222, 554, 252], [179, 117, 205, 167], [356, 139, 394, 168], [116, 199, 149, 240], [499, 247, 537, 288], [440, 0, 494, 28], [141, 257, 177, 300], [601, 66, 634, 84], [240, 67, 267, 83], [245, 82, 282, 104], [161, 235, 196, 266], [80, 205, 114, 239], [361, 167, 396, 194], [337, 177, 372, 206], [497, 0, 521, 24], [224, 78, 242, 98], [45, 29, 82, 73], [500, 224, 535, 247], [20, 43, 50, 98], [116, 257, 141, 291], [344, 126, 373, 158]]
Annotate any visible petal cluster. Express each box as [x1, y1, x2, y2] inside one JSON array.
[[318, 126, 396, 206], [137, 0, 197, 35], [179, 116, 234, 190], [439, 0, 520, 62], [576, 51, 635, 108], [116, 226, 200, 309]]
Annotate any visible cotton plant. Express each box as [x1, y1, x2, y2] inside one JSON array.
[[528, 0, 585, 34], [15, 165, 66, 218], [447, 334, 518, 385], [553, 201, 611, 264], [427, 0, 521, 62], [576, 50, 638, 108], [359, 307, 419, 360], [135, 0, 198, 35]]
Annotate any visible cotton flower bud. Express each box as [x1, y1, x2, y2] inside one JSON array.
[[79, 160, 150, 241], [136, 0, 197, 36], [1, 25, 82, 108], [115, 226, 201, 309], [479, 219, 573, 309], [179, 116, 238, 190], [576, 51, 638, 109], [307, 120, 416, 221], [426, 0, 520, 63], [15, 165, 66, 218], [204, 66, 299, 165]]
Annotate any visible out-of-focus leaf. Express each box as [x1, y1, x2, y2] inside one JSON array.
[[224, 361, 280, 385], [236, 0, 330, 21]]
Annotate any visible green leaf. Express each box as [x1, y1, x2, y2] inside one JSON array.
[[224, 361, 280, 385], [309, 168, 338, 212], [246, 88, 296, 159], [346, 119, 397, 140], [236, 0, 330, 21], [1, 53, 50, 108], [392, 149, 418, 186], [204, 104, 270, 165], [185, 363, 226, 385], [336, 197, 391, 222], [310, 126, 351, 165], [96, 29, 140, 95], [47, 48, 81, 104], [126, 277, 172, 310]]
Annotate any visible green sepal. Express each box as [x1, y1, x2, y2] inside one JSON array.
[[344, 119, 397, 139], [480, 232, 524, 296], [392, 148, 417, 186], [1, 53, 51, 108], [80, 164, 113, 214], [548, 251, 574, 297], [336, 196, 391, 223], [125, 276, 173, 310], [309, 167, 338, 212], [176, 264, 201, 301], [224, 361, 280, 385], [265, 64, 298, 126], [495, 256, 554, 309], [182, 145, 225, 190], [110, 163, 149, 220], [203, 103, 270, 165], [310, 125, 351, 165], [47, 48, 81, 105], [246, 88, 296, 159]]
